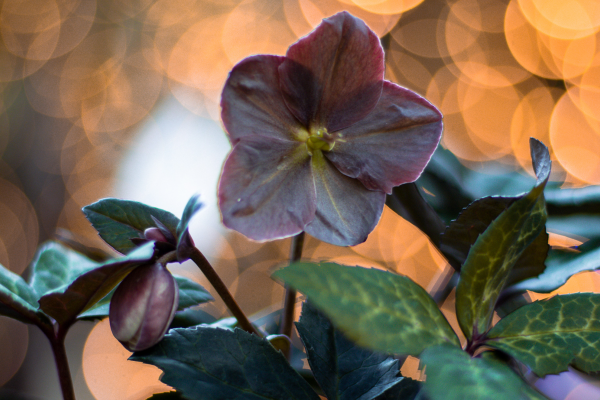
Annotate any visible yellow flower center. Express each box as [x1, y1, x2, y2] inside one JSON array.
[[305, 128, 341, 155]]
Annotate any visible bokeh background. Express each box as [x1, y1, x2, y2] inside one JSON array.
[[0, 0, 599, 398]]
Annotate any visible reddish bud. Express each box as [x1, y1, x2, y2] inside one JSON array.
[[109, 263, 179, 352], [143, 227, 169, 243]]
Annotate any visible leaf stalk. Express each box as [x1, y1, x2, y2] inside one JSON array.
[[280, 231, 305, 359]]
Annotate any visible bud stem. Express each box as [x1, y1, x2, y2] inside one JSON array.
[[38, 320, 76, 400], [189, 247, 259, 336], [280, 231, 305, 359], [51, 327, 76, 400]]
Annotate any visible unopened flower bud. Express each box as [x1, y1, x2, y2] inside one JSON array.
[[109, 263, 179, 352], [144, 227, 169, 243]]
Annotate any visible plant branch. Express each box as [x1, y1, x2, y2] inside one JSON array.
[[189, 247, 258, 336], [46, 325, 76, 400], [280, 232, 305, 357]]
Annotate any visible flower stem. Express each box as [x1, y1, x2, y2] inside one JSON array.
[[189, 246, 258, 336], [280, 232, 305, 357], [48, 326, 76, 400]]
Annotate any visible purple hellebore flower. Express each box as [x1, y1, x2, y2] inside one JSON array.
[[218, 11, 443, 246]]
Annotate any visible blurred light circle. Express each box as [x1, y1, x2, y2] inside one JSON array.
[[80, 49, 163, 134], [511, 85, 561, 176], [83, 319, 171, 400], [343, 0, 424, 15], [445, 1, 531, 88], [519, 0, 600, 39], [0, 178, 39, 274], [222, 0, 297, 66], [58, 28, 128, 121], [449, 0, 506, 33], [386, 47, 433, 94], [576, 53, 600, 124], [167, 15, 232, 117], [0, 0, 60, 60], [0, 317, 28, 386], [392, 19, 443, 58], [550, 88, 600, 184], [459, 81, 522, 160], [505, 0, 563, 79], [284, 0, 400, 38], [51, 0, 97, 58]]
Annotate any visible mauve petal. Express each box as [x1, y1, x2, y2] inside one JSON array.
[[221, 55, 304, 144], [326, 81, 443, 194], [304, 151, 385, 246], [218, 136, 316, 241], [279, 11, 384, 133]]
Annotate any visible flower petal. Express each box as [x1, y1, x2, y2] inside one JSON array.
[[304, 151, 385, 246], [221, 55, 304, 144], [218, 136, 316, 241], [279, 11, 384, 133], [325, 81, 443, 194]]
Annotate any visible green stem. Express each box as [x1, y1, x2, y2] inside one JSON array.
[[189, 247, 258, 336], [280, 232, 305, 358], [45, 324, 75, 400]]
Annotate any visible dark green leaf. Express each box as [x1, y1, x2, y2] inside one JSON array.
[[421, 344, 547, 400], [296, 301, 404, 400], [504, 245, 600, 295], [29, 241, 100, 297], [173, 275, 213, 309], [83, 198, 180, 254], [146, 392, 187, 400], [0, 263, 42, 324], [372, 378, 420, 400], [414, 146, 474, 222], [441, 196, 549, 286], [455, 139, 550, 340], [176, 194, 202, 262], [38, 242, 155, 325], [130, 326, 320, 400], [169, 308, 218, 328], [545, 179, 600, 216], [274, 262, 460, 356], [385, 183, 446, 248], [486, 293, 600, 376]]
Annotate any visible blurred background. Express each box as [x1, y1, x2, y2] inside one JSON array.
[[0, 0, 599, 398]]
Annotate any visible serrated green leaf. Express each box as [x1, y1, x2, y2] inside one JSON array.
[[38, 242, 155, 326], [83, 198, 180, 254], [441, 196, 549, 286], [29, 241, 100, 297], [421, 344, 548, 400], [486, 293, 600, 376], [455, 139, 550, 340], [274, 262, 460, 356], [176, 195, 202, 262], [0, 263, 42, 324], [77, 275, 213, 320], [504, 245, 600, 295], [130, 326, 320, 400], [296, 301, 404, 400]]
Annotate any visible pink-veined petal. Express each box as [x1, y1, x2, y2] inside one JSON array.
[[304, 151, 385, 246], [279, 11, 384, 133], [218, 136, 316, 241], [325, 81, 443, 194], [221, 55, 304, 144]]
